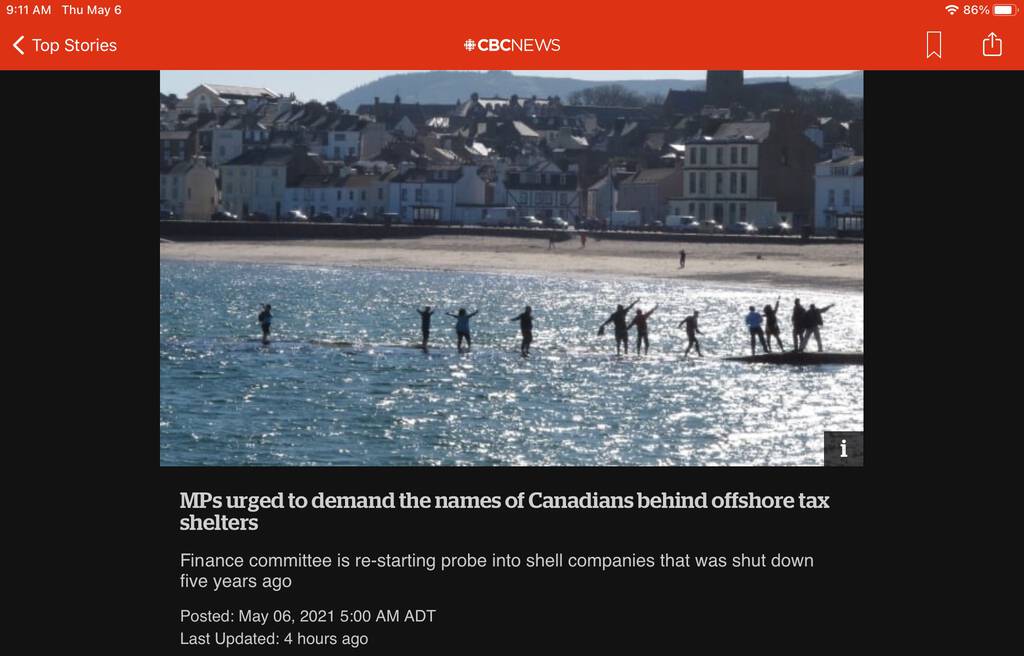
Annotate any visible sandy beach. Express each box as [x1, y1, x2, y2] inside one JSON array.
[[160, 235, 863, 291]]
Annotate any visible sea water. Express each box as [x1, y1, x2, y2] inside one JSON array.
[[160, 261, 863, 466]]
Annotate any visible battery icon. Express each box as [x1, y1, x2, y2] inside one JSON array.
[[993, 4, 1019, 15]]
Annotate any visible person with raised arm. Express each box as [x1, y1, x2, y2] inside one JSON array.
[[416, 306, 435, 349], [627, 304, 659, 355], [599, 299, 640, 355], [446, 308, 479, 353]]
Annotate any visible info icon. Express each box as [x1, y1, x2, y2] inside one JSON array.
[[824, 431, 864, 467]]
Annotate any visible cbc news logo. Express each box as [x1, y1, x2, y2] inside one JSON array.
[[464, 37, 561, 53]]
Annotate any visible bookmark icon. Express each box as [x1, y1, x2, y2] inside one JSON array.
[[927, 31, 943, 59]]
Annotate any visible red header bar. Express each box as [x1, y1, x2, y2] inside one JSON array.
[[2, 0, 1021, 69]]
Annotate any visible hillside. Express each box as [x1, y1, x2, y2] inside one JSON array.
[[335, 71, 863, 109]]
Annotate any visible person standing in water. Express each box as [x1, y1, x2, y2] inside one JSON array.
[[800, 303, 835, 352], [678, 310, 703, 357], [763, 296, 784, 352], [257, 304, 272, 345], [627, 304, 659, 355], [599, 299, 639, 355], [446, 308, 479, 352], [679, 249, 686, 269], [416, 306, 435, 349], [791, 298, 806, 352], [510, 306, 534, 357], [745, 305, 769, 356]]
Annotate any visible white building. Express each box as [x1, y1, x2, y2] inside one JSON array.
[[219, 148, 294, 218], [285, 172, 389, 219], [675, 123, 780, 227], [159, 156, 219, 220], [814, 147, 864, 233], [387, 165, 487, 223], [496, 159, 580, 221], [183, 84, 279, 115]]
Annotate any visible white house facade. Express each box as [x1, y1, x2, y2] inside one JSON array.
[[814, 148, 864, 232]]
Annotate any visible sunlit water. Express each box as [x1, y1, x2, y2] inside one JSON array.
[[160, 261, 863, 466]]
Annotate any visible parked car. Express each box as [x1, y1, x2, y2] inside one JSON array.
[[543, 216, 570, 230], [646, 220, 665, 232], [248, 211, 271, 222], [285, 210, 309, 222], [519, 216, 544, 229], [345, 211, 375, 224], [159, 208, 177, 220], [580, 218, 606, 231], [726, 221, 759, 235], [679, 219, 702, 233], [762, 220, 793, 235], [698, 219, 724, 234], [210, 210, 238, 221], [311, 212, 335, 223]]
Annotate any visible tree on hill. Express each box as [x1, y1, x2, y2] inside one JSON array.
[[794, 88, 863, 121], [568, 84, 647, 107]]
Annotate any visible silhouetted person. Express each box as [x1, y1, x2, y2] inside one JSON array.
[[679, 249, 687, 269], [627, 304, 659, 355], [745, 305, 769, 356], [416, 306, 435, 349], [792, 299, 806, 351], [580, 232, 587, 248], [800, 303, 835, 352], [678, 310, 703, 357], [763, 297, 784, 352], [446, 308, 479, 352], [510, 306, 534, 357], [257, 304, 272, 345], [599, 299, 639, 355], [548, 233, 557, 250]]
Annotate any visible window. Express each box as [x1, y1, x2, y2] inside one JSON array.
[[688, 203, 695, 214], [698, 203, 706, 219], [828, 190, 836, 206], [741, 147, 748, 164], [730, 172, 737, 194], [361, 191, 367, 201], [730, 147, 737, 164], [401, 189, 408, 201], [414, 189, 422, 202], [843, 190, 851, 207], [350, 191, 355, 201], [689, 172, 696, 194], [729, 203, 735, 223], [713, 203, 723, 220], [741, 174, 748, 194], [716, 148, 723, 165], [700, 148, 707, 165], [739, 205, 747, 221], [699, 172, 706, 194], [715, 173, 723, 195]]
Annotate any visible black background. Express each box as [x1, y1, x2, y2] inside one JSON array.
[[8, 70, 1011, 652]]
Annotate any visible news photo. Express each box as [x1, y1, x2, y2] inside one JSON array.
[[159, 70, 864, 466]]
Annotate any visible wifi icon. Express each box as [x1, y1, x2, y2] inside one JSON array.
[[945, 4, 959, 13]]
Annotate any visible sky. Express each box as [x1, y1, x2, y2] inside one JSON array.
[[159, 70, 856, 102]]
